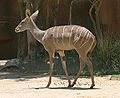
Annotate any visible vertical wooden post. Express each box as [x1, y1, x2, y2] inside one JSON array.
[[17, 0, 28, 60], [25, 0, 37, 60]]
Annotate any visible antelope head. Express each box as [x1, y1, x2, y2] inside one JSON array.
[[15, 10, 39, 33]]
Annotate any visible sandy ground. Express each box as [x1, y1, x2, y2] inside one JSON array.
[[0, 60, 120, 98], [0, 73, 120, 98]]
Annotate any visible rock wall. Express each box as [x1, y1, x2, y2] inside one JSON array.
[[100, 0, 120, 37], [0, 0, 19, 59]]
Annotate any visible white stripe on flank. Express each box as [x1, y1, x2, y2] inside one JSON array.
[[53, 26, 56, 32], [52, 26, 56, 45], [73, 27, 80, 45], [69, 26, 76, 46], [88, 31, 91, 40], [79, 27, 85, 36], [62, 26, 66, 47], [79, 28, 87, 47], [87, 31, 92, 41], [86, 32, 89, 40], [84, 29, 88, 38], [76, 26, 80, 33], [74, 27, 84, 45], [56, 26, 60, 46], [82, 28, 87, 38], [79, 40, 89, 49]]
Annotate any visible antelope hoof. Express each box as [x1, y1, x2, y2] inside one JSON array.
[[70, 83, 75, 87], [90, 84, 95, 89], [46, 85, 49, 88], [68, 84, 72, 88], [67, 80, 72, 88], [70, 81, 76, 87], [68, 83, 75, 87], [46, 84, 50, 88]]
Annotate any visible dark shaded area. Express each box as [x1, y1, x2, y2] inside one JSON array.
[[70, 0, 95, 32], [0, 0, 20, 59]]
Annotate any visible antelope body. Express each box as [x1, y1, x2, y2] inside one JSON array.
[[43, 25, 95, 51], [15, 10, 96, 88]]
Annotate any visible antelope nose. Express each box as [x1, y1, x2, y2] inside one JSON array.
[[15, 27, 19, 33]]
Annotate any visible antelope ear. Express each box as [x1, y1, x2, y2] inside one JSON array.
[[25, 9, 31, 17], [30, 10, 39, 20]]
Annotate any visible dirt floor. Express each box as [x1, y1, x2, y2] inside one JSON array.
[[0, 60, 120, 98]]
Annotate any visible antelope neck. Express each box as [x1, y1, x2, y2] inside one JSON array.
[[28, 18, 45, 42]]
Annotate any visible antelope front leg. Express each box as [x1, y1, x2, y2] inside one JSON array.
[[58, 51, 71, 87], [46, 53, 54, 88]]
